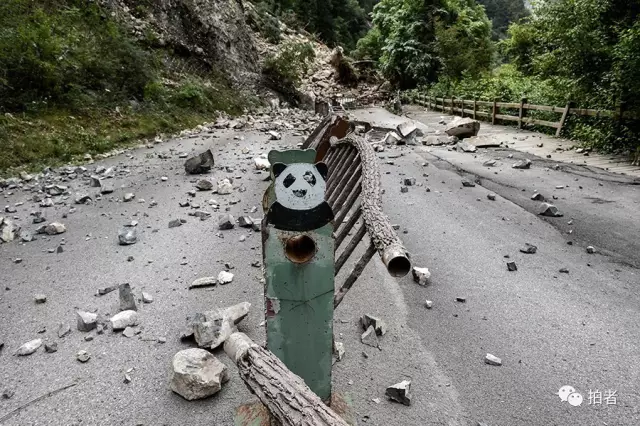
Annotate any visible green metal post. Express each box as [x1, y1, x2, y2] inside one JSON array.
[[262, 149, 335, 402]]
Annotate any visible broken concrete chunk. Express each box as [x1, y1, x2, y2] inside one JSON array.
[[110, 310, 139, 330], [123, 193, 135, 202], [333, 341, 345, 363], [539, 203, 563, 217], [45, 222, 66, 235], [16, 339, 42, 356], [100, 183, 114, 194], [142, 292, 154, 304], [485, 353, 502, 366], [487, 193, 496, 201], [119, 283, 137, 312], [457, 140, 477, 153], [360, 325, 379, 348], [218, 214, 235, 230], [445, 117, 480, 139], [118, 227, 138, 245], [0, 218, 20, 242], [531, 193, 545, 201], [191, 302, 251, 349], [168, 219, 183, 229], [507, 262, 518, 272], [254, 157, 270, 170], [520, 243, 537, 254], [184, 150, 214, 175], [512, 159, 532, 169], [34, 294, 47, 304], [360, 315, 386, 336], [217, 271, 234, 285], [76, 350, 91, 363], [412, 267, 431, 286], [386, 380, 412, 406], [195, 179, 213, 191], [170, 349, 229, 400], [77, 311, 98, 332], [189, 277, 217, 289], [44, 342, 58, 353], [58, 323, 71, 338], [238, 216, 254, 228], [217, 179, 233, 195]]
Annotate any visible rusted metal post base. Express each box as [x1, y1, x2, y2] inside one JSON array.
[[234, 394, 357, 426]]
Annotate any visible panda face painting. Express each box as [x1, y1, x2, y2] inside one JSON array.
[[274, 163, 327, 211], [267, 162, 334, 231]]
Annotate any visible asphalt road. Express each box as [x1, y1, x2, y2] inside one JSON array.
[[1, 107, 639, 426]]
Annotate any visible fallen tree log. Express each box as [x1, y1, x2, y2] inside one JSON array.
[[224, 333, 349, 426], [334, 134, 411, 277]]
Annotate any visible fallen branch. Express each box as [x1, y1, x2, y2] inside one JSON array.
[[224, 333, 349, 426], [0, 380, 80, 423]]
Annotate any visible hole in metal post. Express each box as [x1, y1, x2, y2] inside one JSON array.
[[388, 256, 411, 277], [285, 235, 317, 264]]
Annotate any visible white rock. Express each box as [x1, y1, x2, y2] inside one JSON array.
[[110, 310, 139, 330], [16, 339, 42, 356], [217, 271, 234, 285], [485, 353, 502, 366], [412, 267, 431, 285], [170, 349, 229, 400], [217, 179, 233, 195], [254, 157, 270, 170], [45, 222, 66, 235]]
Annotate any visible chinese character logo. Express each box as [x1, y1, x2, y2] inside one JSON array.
[[589, 390, 617, 406], [558, 385, 583, 407]]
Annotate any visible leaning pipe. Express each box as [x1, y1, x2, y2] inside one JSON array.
[[224, 333, 349, 426], [333, 134, 411, 277]]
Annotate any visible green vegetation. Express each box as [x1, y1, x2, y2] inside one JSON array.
[[251, 0, 374, 51], [356, 0, 640, 154], [0, 0, 253, 173]]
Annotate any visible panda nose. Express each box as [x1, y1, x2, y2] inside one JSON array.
[[293, 189, 307, 198]]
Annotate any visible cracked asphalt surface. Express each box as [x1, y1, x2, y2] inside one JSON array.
[[1, 107, 639, 426]]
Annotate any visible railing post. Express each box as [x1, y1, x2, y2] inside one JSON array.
[[519, 97, 527, 129], [473, 98, 477, 120], [492, 98, 498, 125], [556, 101, 573, 137]]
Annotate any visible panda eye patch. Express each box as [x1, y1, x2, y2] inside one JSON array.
[[283, 174, 296, 188], [303, 171, 316, 186]]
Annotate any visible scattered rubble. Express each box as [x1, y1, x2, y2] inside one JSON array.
[[425, 300, 433, 309], [386, 380, 412, 406], [58, 323, 71, 338], [539, 203, 563, 217], [412, 267, 431, 286], [168, 219, 183, 229], [45, 342, 58, 353], [531, 193, 545, 201], [34, 294, 47, 304], [360, 314, 386, 336], [445, 117, 480, 139], [520, 244, 538, 254], [188, 302, 251, 349], [457, 141, 477, 153], [218, 214, 235, 230], [119, 283, 137, 311], [586, 246, 596, 254], [77, 311, 98, 332], [512, 159, 532, 170], [485, 353, 502, 366], [118, 227, 138, 245], [142, 292, 154, 304], [487, 193, 496, 201], [360, 326, 379, 348], [184, 150, 215, 175], [461, 179, 476, 187], [123, 193, 135, 202], [217, 271, 234, 285], [195, 179, 213, 191], [170, 349, 229, 400], [217, 179, 233, 195], [189, 277, 218, 289], [15, 339, 42, 356], [110, 310, 139, 330], [507, 262, 518, 272], [76, 350, 91, 363]]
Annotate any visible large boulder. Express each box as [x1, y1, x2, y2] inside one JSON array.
[[170, 349, 229, 400], [445, 117, 481, 139], [184, 150, 215, 175]]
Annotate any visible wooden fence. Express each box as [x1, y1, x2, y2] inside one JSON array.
[[409, 94, 639, 137]]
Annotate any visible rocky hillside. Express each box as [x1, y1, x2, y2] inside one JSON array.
[[103, 0, 260, 84]]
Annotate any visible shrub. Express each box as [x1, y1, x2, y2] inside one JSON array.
[[262, 42, 315, 100]]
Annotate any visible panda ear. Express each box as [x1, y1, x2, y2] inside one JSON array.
[[314, 162, 329, 180], [272, 163, 287, 178]]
